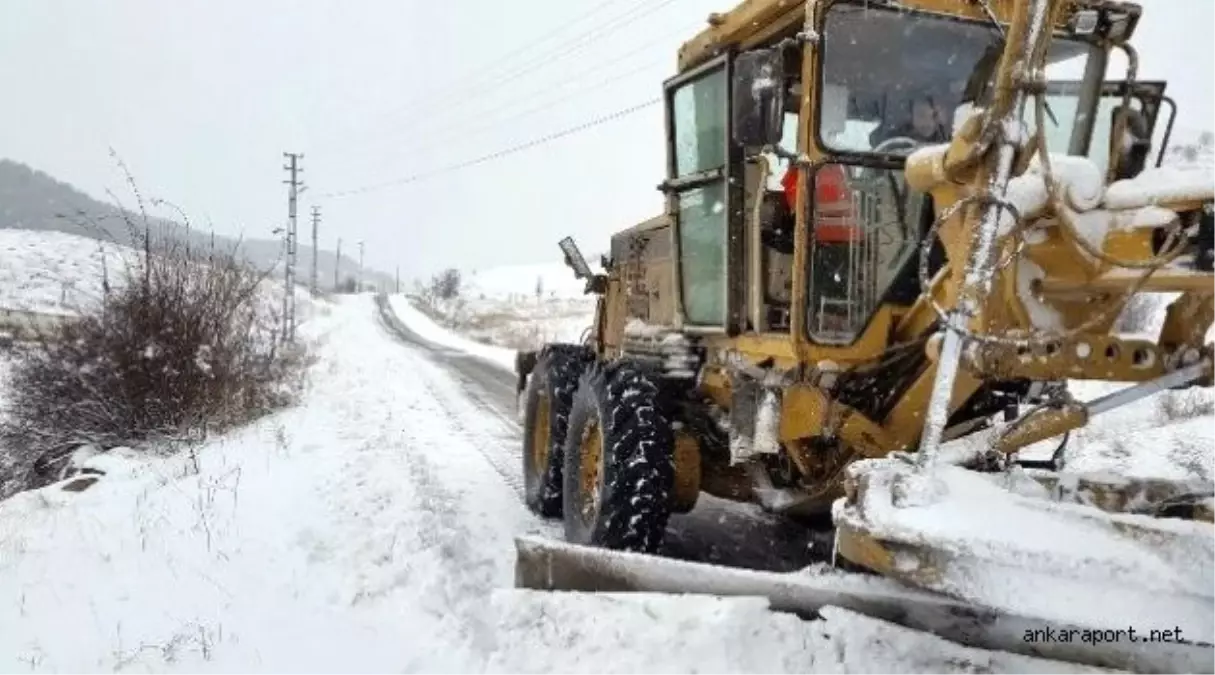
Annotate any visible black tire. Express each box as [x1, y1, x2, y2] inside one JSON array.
[[562, 360, 675, 553], [521, 344, 594, 517]]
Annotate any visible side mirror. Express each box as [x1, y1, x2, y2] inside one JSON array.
[[732, 48, 786, 148], [558, 236, 593, 279], [1109, 103, 1151, 180]]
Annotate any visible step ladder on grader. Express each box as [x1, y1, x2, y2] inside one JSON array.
[[511, 0, 1214, 671]]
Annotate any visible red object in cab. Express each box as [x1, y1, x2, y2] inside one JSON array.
[[781, 164, 861, 243]]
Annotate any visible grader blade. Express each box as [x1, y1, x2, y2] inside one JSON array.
[[514, 535, 1213, 673], [833, 458, 1215, 673]]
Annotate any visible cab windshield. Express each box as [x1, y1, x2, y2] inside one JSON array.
[[818, 3, 1099, 157], [804, 3, 1102, 345]]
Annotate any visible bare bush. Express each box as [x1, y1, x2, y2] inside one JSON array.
[[0, 217, 308, 496], [431, 268, 461, 301], [1156, 389, 1215, 422]]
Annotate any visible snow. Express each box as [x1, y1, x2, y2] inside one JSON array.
[[952, 102, 982, 135], [0, 229, 128, 315], [0, 295, 1105, 673], [1000, 171, 1052, 233], [833, 457, 1214, 641], [0, 297, 537, 672], [752, 389, 781, 456], [487, 594, 1108, 674], [1028, 153, 1104, 212], [396, 260, 598, 370], [0, 228, 317, 322], [1015, 258, 1065, 331], [0, 223, 1209, 670], [1062, 203, 1178, 251], [1020, 379, 1215, 484], [624, 316, 667, 338], [1104, 166, 1215, 210], [386, 293, 518, 372], [462, 259, 602, 301]]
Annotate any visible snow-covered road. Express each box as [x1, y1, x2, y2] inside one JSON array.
[[380, 294, 834, 573], [0, 296, 1109, 672]]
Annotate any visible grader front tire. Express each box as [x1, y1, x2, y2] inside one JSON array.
[[562, 361, 676, 553], [521, 345, 594, 517]]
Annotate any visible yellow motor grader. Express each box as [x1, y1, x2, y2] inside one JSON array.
[[513, 0, 1213, 670]]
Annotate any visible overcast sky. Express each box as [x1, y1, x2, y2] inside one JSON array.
[[1, 0, 1211, 282]]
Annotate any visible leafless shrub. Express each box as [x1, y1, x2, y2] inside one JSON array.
[[431, 268, 461, 301], [1156, 389, 1215, 422], [0, 204, 309, 496]]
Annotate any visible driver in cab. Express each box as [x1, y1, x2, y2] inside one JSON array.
[[778, 95, 950, 221], [869, 97, 950, 149], [781, 94, 950, 336]]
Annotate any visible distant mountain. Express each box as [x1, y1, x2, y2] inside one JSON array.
[[0, 159, 394, 292]]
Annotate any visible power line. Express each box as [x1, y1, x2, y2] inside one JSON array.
[[325, 18, 698, 162], [454, 0, 681, 103], [321, 97, 659, 200], [312, 0, 683, 152], [368, 58, 668, 163], [311, 0, 634, 151], [469, 0, 627, 78]]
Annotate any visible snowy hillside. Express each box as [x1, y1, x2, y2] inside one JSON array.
[[414, 259, 598, 354], [464, 259, 602, 301], [0, 229, 128, 315], [0, 228, 316, 320], [0, 159, 391, 293]]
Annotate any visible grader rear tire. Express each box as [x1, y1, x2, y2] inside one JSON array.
[[521, 345, 594, 517], [562, 360, 675, 553]]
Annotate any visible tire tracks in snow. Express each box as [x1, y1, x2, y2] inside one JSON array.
[[407, 354, 525, 500], [373, 299, 529, 502], [303, 302, 534, 668]]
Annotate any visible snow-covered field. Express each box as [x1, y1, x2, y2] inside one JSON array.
[[0, 295, 1103, 673], [0, 229, 128, 315], [412, 260, 598, 360], [0, 228, 316, 321]]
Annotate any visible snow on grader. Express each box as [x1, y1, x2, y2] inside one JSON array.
[[513, 0, 1214, 671]]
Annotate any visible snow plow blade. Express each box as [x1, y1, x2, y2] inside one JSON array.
[[832, 458, 1215, 674], [514, 535, 1213, 673]]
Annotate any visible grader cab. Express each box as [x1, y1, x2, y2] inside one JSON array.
[[514, 0, 1213, 669]]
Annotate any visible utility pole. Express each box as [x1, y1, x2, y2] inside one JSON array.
[[395, 266, 400, 294], [357, 240, 365, 293], [309, 205, 321, 296], [334, 237, 342, 291], [282, 152, 304, 343]]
